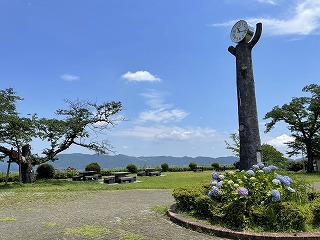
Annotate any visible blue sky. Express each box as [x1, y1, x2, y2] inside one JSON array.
[[0, 0, 319, 158]]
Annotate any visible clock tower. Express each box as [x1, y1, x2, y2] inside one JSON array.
[[228, 21, 263, 170]]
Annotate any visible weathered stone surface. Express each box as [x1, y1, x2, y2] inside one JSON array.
[[228, 23, 262, 170]]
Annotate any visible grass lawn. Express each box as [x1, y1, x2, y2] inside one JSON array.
[[0, 171, 319, 208]]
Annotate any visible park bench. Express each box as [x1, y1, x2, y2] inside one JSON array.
[[119, 176, 136, 183]]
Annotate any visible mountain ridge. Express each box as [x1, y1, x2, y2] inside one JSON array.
[[0, 153, 239, 172]]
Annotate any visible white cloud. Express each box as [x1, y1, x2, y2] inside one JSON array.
[[155, 127, 216, 141], [257, 0, 278, 5], [60, 74, 80, 81], [140, 90, 168, 109], [121, 70, 161, 82], [212, 0, 320, 36], [138, 90, 189, 123], [113, 125, 216, 142], [139, 108, 188, 123], [266, 134, 295, 147]]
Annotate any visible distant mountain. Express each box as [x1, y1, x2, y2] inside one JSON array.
[[0, 153, 239, 173], [50, 154, 238, 171]]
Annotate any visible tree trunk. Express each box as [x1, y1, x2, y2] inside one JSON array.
[[306, 144, 314, 173], [21, 145, 35, 183], [228, 23, 263, 171]]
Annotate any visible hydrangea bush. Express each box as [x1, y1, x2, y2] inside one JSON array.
[[173, 163, 320, 232]]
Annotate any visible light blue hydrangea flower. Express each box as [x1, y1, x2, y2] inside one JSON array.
[[246, 170, 255, 176], [212, 171, 220, 179], [216, 181, 223, 188], [237, 187, 248, 196], [208, 186, 222, 197], [262, 166, 271, 172], [271, 189, 280, 202], [210, 180, 218, 186], [252, 164, 259, 169], [272, 179, 281, 185], [257, 163, 265, 168], [268, 165, 278, 170], [282, 176, 293, 186], [276, 174, 293, 186], [287, 187, 295, 193]]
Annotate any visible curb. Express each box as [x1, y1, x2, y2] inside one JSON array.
[[167, 206, 320, 240]]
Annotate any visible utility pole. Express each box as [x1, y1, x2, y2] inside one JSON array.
[[228, 21, 262, 170]]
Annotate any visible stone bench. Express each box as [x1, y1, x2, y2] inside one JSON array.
[[72, 175, 83, 181], [137, 171, 147, 176], [194, 166, 203, 172], [148, 171, 161, 176], [84, 174, 99, 181], [119, 176, 136, 183], [103, 177, 115, 184]]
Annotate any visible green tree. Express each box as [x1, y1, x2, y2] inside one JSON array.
[[0, 88, 123, 183], [0, 88, 37, 183], [126, 164, 138, 173], [189, 162, 197, 171], [225, 133, 288, 169], [224, 133, 240, 157], [36, 99, 123, 163], [261, 144, 289, 169], [36, 163, 55, 179], [161, 163, 169, 172], [264, 84, 320, 173], [85, 162, 101, 173]]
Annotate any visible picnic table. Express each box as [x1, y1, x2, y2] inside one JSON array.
[[72, 171, 100, 181], [138, 168, 161, 176], [104, 172, 136, 184]]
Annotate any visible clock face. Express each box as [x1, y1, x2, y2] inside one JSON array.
[[230, 20, 249, 43]]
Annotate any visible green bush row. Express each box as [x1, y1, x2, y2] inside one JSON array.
[[173, 182, 320, 232], [173, 166, 320, 232], [3, 162, 236, 180], [0, 172, 20, 183]]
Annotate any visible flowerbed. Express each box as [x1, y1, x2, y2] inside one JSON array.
[[173, 163, 320, 232]]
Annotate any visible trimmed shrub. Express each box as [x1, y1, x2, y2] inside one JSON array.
[[173, 183, 210, 212], [168, 166, 190, 172], [287, 161, 304, 172], [211, 162, 220, 170], [36, 163, 55, 179], [53, 168, 79, 179], [189, 162, 197, 171], [85, 162, 101, 173], [126, 164, 138, 173], [161, 163, 169, 172]]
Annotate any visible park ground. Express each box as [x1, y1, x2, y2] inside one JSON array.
[[0, 171, 319, 239]]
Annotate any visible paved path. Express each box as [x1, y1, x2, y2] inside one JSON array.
[[0, 189, 226, 240]]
